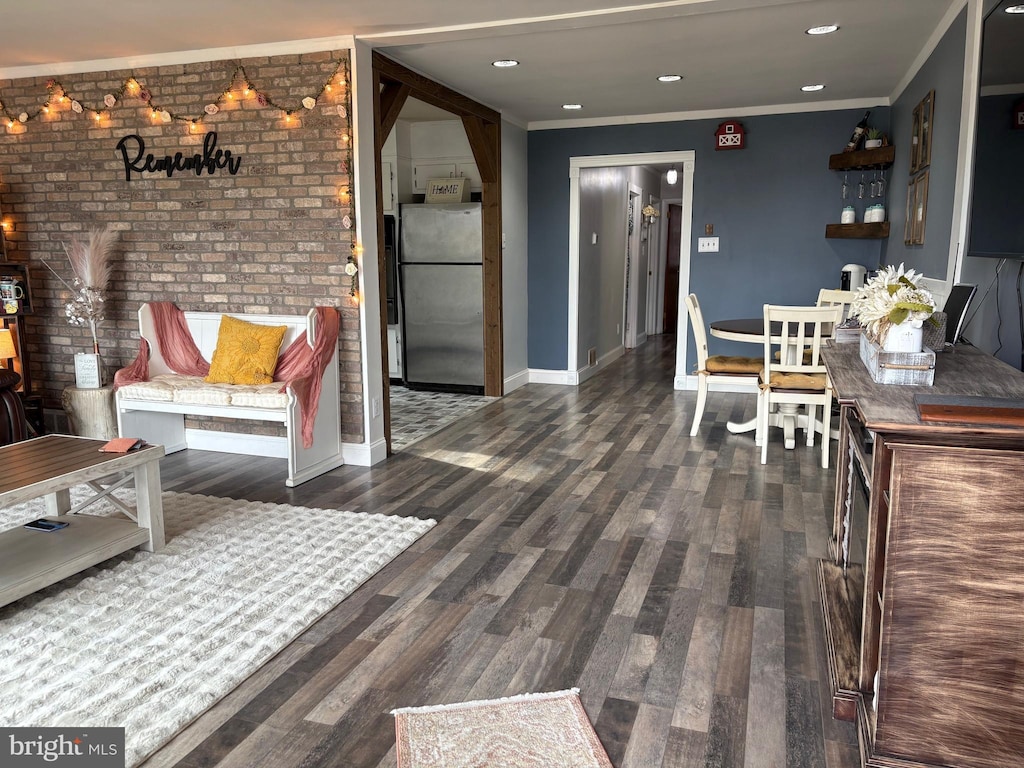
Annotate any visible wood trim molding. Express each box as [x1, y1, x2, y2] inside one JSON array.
[[372, 52, 501, 123], [377, 81, 410, 151], [371, 52, 504, 416]]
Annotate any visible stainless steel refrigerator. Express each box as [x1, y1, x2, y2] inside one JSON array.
[[399, 203, 484, 392]]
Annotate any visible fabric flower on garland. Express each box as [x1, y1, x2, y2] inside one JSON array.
[[345, 254, 358, 296], [849, 263, 938, 344]]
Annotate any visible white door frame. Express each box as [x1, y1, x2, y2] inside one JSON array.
[[568, 151, 695, 384], [625, 183, 642, 349]]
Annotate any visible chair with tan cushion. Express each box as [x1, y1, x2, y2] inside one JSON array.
[[685, 293, 762, 437], [758, 303, 842, 467]]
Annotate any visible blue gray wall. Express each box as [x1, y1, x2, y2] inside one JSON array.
[[527, 108, 890, 370], [882, 8, 967, 277]]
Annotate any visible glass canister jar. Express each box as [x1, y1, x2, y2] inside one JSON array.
[[841, 206, 856, 224]]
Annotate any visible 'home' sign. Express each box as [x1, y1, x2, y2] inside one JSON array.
[[424, 177, 471, 203]]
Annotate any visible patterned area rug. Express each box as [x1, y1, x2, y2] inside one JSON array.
[[392, 689, 612, 768], [0, 490, 435, 767], [390, 385, 497, 451]]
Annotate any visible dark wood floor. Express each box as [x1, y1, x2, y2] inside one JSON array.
[[143, 335, 860, 768]]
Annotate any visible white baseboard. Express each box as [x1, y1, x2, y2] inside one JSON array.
[[184, 427, 386, 467], [503, 368, 530, 393], [576, 346, 624, 384], [673, 375, 759, 393], [184, 428, 286, 457], [343, 438, 387, 466], [528, 368, 575, 385]]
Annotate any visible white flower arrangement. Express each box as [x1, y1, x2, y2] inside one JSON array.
[[849, 263, 938, 344]]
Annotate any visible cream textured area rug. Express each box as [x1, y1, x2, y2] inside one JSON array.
[[0, 490, 435, 767], [392, 688, 612, 768]]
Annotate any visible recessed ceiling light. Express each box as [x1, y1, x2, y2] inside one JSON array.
[[805, 24, 840, 35], [657, 74, 683, 83], [801, 84, 826, 92], [492, 59, 519, 68], [1005, 4, 1024, 12], [562, 104, 583, 110]]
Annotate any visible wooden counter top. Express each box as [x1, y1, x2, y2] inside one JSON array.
[[822, 341, 1024, 441]]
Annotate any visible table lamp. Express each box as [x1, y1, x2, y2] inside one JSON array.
[[0, 328, 16, 367]]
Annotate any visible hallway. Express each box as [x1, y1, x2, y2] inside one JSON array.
[[153, 335, 859, 767]]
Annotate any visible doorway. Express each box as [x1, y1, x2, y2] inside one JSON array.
[[372, 53, 503, 455], [568, 151, 695, 386], [663, 203, 683, 334]]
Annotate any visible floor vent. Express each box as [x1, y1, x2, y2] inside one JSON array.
[[588, 348, 598, 366]]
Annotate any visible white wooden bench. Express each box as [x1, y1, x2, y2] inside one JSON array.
[[115, 304, 344, 487]]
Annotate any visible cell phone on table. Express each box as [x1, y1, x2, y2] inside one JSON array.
[[23, 518, 70, 532]]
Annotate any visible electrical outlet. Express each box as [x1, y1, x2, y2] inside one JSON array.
[[588, 347, 597, 366], [697, 237, 720, 253], [372, 397, 380, 417]]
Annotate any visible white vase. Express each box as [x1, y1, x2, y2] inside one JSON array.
[[882, 320, 923, 353]]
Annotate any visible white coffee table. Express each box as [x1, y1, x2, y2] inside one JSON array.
[[0, 434, 165, 608]]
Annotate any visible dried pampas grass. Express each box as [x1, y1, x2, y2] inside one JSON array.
[[44, 225, 118, 353], [65, 225, 116, 292]]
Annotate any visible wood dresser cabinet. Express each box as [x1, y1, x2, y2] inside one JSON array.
[[820, 341, 1024, 768]]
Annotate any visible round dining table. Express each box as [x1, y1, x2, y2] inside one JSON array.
[[709, 318, 827, 449]]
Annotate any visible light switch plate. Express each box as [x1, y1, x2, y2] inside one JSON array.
[[697, 237, 720, 253]]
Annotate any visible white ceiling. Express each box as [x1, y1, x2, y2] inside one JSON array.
[[0, 0, 966, 128]]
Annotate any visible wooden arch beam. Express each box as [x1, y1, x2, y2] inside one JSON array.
[[377, 81, 410, 151]]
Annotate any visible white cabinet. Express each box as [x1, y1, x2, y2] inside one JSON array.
[[387, 326, 403, 379], [412, 160, 480, 194]]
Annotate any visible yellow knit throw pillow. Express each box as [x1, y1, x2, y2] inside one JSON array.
[[205, 315, 288, 385]]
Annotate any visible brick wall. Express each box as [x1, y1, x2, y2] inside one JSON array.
[[0, 50, 364, 444]]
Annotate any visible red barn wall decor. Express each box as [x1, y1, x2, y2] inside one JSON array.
[[715, 120, 746, 150]]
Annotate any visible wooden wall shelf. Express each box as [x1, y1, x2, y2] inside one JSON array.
[[828, 145, 895, 171], [825, 222, 890, 239]]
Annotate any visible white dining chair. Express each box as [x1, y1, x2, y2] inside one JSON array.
[[816, 288, 857, 325], [685, 293, 762, 437], [758, 304, 842, 467]]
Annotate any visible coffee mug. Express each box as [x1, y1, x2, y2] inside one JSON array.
[[0, 281, 23, 301]]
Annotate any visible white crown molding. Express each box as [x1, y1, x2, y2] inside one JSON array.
[[529, 97, 888, 131], [0, 35, 356, 79], [889, 0, 969, 104]]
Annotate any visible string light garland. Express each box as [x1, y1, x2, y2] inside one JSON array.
[[0, 60, 345, 133], [1, 55, 361, 305], [334, 57, 359, 303]]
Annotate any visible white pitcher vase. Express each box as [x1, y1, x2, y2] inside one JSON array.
[[882, 319, 924, 353]]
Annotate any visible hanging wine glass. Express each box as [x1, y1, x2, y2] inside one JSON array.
[[870, 172, 880, 198], [841, 173, 850, 200], [876, 170, 886, 199], [857, 173, 867, 199]]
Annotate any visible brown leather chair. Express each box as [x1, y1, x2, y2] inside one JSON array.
[[0, 368, 28, 445]]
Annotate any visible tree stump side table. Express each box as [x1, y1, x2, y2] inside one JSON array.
[[62, 385, 118, 440]]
